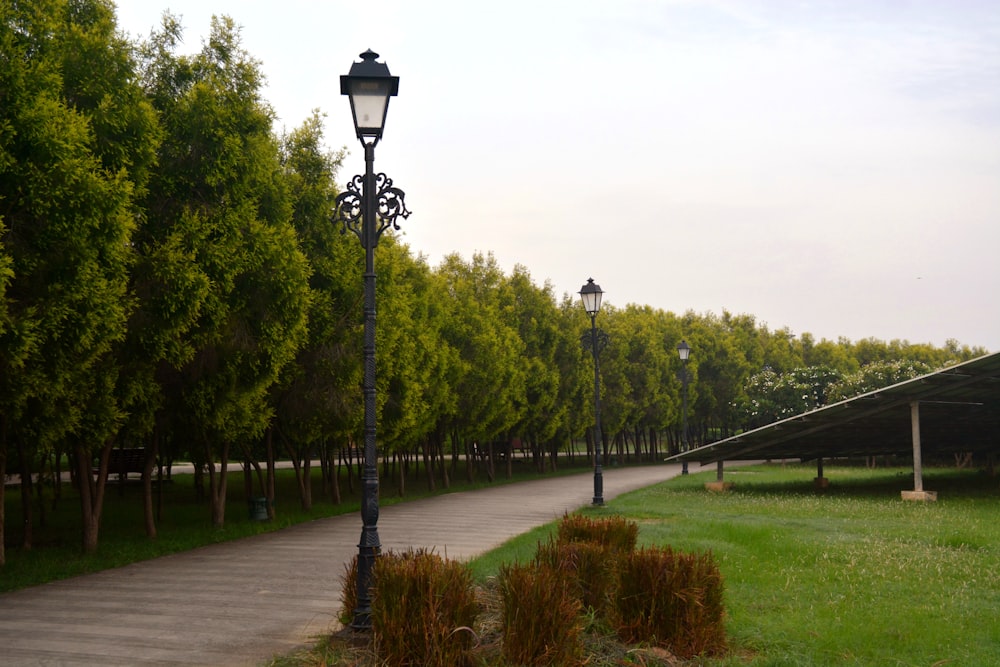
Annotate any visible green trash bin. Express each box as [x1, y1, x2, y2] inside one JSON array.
[[248, 497, 269, 521]]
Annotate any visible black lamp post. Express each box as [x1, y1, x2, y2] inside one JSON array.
[[579, 278, 607, 506], [333, 49, 409, 631], [677, 340, 691, 475]]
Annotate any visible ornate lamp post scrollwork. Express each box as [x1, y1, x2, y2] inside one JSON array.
[[333, 49, 410, 632], [579, 278, 607, 506], [334, 172, 410, 246]]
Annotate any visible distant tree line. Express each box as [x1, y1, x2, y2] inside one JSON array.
[[0, 1, 987, 560]]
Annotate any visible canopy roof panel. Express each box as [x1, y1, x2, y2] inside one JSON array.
[[671, 352, 1000, 466]]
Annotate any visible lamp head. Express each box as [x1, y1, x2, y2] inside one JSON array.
[[579, 278, 604, 316], [341, 49, 399, 142]]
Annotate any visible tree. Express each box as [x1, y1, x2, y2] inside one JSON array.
[[138, 14, 309, 528], [827, 360, 932, 403], [0, 0, 159, 555], [613, 305, 679, 461], [737, 366, 842, 429], [434, 253, 525, 481], [502, 267, 564, 472], [267, 112, 355, 511]]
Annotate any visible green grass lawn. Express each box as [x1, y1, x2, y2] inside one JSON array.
[[469, 463, 1000, 666]]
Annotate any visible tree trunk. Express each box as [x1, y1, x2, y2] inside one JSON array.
[[77, 441, 111, 554], [436, 432, 450, 490], [422, 440, 435, 492], [329, 449, 341, 505], [300, 455, 312, 510], [396, 451, 406, 496], [142, 435, 158, 539], [17, 440, 33, 550], [0, 442, 6, 566], [342, 444, 355, 495], [266, 431, 277, 517], [483, 441, 495, 483], [283, 435, 312, 511], [35, 453, 48, 529], [207, 441, 230, 529], [52, 446, 63, 508], [460, 435, 474, 484]]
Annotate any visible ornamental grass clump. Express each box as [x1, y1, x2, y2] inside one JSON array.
[[337, 556, 359, 627], [615, 545, 727, 659], [369, 549, 479, 667], [498, 561, 585, 666], [556, 512, 638, 555], [535, 538, 619, 618]]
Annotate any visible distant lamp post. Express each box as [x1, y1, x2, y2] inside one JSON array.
[[580, 278, 608, 506], [677, 340, 691, 475], [333, 49, 410, 631]]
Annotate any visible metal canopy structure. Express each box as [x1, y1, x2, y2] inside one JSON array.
[[670, 351, 1000, 468]]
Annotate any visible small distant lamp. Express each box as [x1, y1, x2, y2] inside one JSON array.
[[579, 278, 605, 505], [677, 340, 691, 474]]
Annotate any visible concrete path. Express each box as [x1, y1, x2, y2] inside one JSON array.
[[0, 463, 685, 666]]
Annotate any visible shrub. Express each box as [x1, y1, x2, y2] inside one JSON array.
[[498, 561, 584, 666], [535, 539, 619, 618], [370, 549, 479, 667], [615, 546, 727, 659], [337, 555, 358, 627], [556, 512, 638, 555]]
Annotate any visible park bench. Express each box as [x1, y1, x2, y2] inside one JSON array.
[[93, 448, 147, 483], [487, 439, 529, 461]]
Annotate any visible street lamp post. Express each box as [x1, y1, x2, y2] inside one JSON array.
[[677, 340, 691, 475], [579, 278, 607, 506], [333, 49, 409, 631]]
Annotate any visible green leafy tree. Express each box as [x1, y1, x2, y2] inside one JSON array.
[[681, 312, 748, 442], [589, 304, 629, 463], [267, 112, 354, 511], [613, 304, 678, 461], [502, 266, 564, 472], [827, 360, 933, 403], [139, 14, 309, 528], [797, 332, 858, 374], [0, 0, 159, 555], [737, 366, 842, 429], [434, 253, 525, 481]]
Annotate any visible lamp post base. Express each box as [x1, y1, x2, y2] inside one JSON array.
[[593, 467, 604, 506]]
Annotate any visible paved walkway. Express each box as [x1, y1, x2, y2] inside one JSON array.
[[0, 464, 685, 666]]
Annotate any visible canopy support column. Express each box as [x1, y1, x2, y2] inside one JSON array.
[[705, 460, 733, 492], [814, 457, 829, 489], [902, 400, 937, 501]]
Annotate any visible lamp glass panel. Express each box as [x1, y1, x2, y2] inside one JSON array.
[[350, 79, 391, 135], [580, 290, 601, 315]]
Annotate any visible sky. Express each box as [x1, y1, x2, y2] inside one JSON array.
[[114, 0, 1000, 352]]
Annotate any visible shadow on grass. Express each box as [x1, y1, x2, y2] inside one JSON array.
[[722, 462, 1000, 500]]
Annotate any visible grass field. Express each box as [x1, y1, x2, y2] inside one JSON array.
[[468, 463, 1000, 666]]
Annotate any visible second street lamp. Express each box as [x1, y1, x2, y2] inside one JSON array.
[[677, 340, 691, 475], [333, 49, 409, 631], [579, 278, 608, 506]]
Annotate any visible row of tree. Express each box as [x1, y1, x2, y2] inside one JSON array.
[[0, 1, 987, 562]]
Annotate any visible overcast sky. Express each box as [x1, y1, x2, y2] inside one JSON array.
[[115, 0, 1000, 351]]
